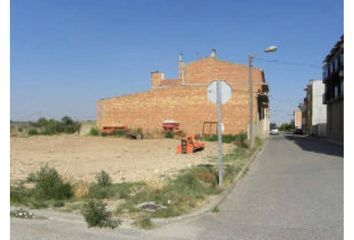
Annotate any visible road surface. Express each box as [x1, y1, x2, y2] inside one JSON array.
[[11, 134, 343, 240]]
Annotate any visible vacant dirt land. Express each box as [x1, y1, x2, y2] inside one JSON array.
[[11, 135, 234, 183]]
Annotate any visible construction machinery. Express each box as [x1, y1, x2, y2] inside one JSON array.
[[176, 135, 205, 154]]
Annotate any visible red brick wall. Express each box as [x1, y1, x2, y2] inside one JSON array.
[[184, 57, 264, 90], [98, 57, 266, 135]]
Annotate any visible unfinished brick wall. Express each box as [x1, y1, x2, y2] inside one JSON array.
[[97, 55, 267, 135]]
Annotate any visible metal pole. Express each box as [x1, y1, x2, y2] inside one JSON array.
[[216, 80, 223, 186], [248, 55, 254, 149]]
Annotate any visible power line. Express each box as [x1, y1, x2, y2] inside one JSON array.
[[256, 58, 322, 69]]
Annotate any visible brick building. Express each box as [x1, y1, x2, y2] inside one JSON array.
[[97, 50, 270, 137]]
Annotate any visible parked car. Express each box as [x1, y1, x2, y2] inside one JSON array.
[[270, 128, 279, 135]]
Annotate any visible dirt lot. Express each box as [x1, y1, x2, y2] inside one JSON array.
[[11, 135, 234, 183]]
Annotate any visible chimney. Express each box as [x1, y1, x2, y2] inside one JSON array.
[[178, 53, 185, 84], [210, 48, 217, 58], [151, 71, 164, 89]]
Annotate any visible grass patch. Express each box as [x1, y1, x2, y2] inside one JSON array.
[[211, 206, 220, 213], [135, 217, 154, 229], [201, 132, 247, 144]]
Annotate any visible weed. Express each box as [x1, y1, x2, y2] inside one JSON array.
[[95, 171, 112, 187], [211, 206, 220, 213], [111, 129, 126, 137], [10, 185, 31, 205], [53, 201, 65, 207], [164, 131, 174, 139], [89, 127, 100, 136], [28, 128, 39, 136], [81, 199, 120, 229], [27, 165, 73, 200], [135, 217, 154, 229], [74, 182, 90, 199], [201, 132, 247, 144]]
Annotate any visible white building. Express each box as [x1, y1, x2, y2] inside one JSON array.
[[309, 79, 327, 136]]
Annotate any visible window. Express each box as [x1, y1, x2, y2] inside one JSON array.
[[340, 79, 344, 96], [334, 85, 339, 98], [322, 65, 327, 79], [334, 58, 338, 72]]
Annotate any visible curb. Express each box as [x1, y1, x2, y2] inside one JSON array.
[[151, 139, 268, 226]]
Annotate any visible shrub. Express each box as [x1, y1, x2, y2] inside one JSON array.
[[89, 127, 99, 136], [95, 171, 112, 187], [10, 185, 31, 204], [28, 129, 39, 136], [81, 199, 120, 229], [164, 131, 174, 139], [27, 165, 73, 200], [202, 133, 248, 144], [29, 116, 80, 135], [111, 129, 126, 137]]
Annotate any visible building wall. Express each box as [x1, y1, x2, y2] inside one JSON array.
[[311, 80, 327, 125], [327, 99, 343, 140], [98, 85, 260, 135], [294, 110, 302, 129], [97, 55, 268, 136], [322, 35, 343, 141]]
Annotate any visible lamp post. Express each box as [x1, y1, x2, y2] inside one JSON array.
[[248, 46, 277, 149]]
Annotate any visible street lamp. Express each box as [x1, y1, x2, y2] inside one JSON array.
[[248, 45, 277, 149]]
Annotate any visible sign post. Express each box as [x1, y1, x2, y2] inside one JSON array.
[[208, 80, 232, 187]]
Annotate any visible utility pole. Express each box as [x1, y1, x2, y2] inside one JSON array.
[[248, 55, 255, 149], [216, 80, 223, 186]]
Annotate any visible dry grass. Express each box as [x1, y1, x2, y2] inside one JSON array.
[[74, 182, 90, 199]]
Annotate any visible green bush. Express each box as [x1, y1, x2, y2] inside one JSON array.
[[27, 165, 73, 200], [164, 131, 174, 138], [201, 133, 247, 144], [111, 129, 126, 137], [95, 171, 112, 187], [81, 199, 120, 229], [29, 116, 80, 135], [28, 129, 39, 136], [89, 127, 100, 136], [10, 185, 31, 204]]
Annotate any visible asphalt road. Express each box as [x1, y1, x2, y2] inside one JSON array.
[[11, 134, 343, 240]]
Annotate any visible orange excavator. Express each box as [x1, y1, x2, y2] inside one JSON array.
[[176, 135, 205, 154]]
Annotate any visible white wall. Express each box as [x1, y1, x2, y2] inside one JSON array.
[[311, 80, 327, 125]]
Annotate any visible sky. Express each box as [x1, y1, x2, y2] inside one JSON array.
[[10, 0, 343, 124]]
